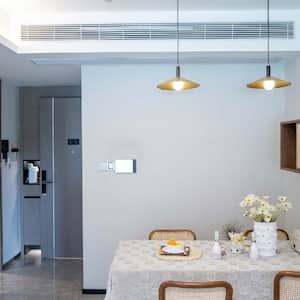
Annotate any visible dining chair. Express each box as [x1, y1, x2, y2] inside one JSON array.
[[274, 271, 300, 300], [148, 229, 197, 241], [159, 281, 233, 300], [244, 229, 289, 241]]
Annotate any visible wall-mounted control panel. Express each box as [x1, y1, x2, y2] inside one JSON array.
[[67, 138, 80, 145], [98, 159, 136, 174]]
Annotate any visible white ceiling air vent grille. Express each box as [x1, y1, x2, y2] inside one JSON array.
[[21, 22, 294, 41]]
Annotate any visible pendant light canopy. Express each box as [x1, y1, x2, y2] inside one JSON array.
[[247, 0, 291, 90], [157, 0, 199, 91]]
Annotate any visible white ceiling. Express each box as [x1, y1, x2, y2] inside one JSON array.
[[1, 0, 300, 14], [0, 0, 299, 86], [1, 36, 299, 86]]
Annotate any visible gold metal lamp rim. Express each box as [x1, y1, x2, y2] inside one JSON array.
[[157, 76, 200, 91], [247, 64, 291, 89], [247, 76, 291, 89], [157, 65, 200, 91]]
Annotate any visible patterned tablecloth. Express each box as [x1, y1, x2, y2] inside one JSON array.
[[105, 240, 300, 300]]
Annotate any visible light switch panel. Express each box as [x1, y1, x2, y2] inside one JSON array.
[[115, 159, 136, 174], [98, 160, 136, 173]]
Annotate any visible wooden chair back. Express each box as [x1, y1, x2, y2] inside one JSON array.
[[149, 229, 196, 241], [274, 271, 300, 300], [159, 281, 233, 300]]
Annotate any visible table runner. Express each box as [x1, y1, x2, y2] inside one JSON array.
[[105, 240, 300, 300]]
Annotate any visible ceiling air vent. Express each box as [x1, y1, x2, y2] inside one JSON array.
[[21, 22, 294, 41]]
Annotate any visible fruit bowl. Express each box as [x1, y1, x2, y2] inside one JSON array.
[[162, 240, 185, 254]]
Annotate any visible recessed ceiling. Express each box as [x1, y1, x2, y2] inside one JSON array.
[[28, 52, 291, 65], [1, 34, 299, 86], [0, 42, 80, 86], [1, 0, 300, 13]]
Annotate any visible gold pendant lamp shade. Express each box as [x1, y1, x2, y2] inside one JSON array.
[[157, 65, 200, 91], [247, 65, 291, 90], [157, 0, 199, 91], [247, 0, 291, 90]]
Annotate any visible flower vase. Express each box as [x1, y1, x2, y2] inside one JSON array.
[[254, 221, 277, 257]]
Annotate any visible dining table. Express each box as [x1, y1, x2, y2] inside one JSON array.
[[105, 240, 300, 300]]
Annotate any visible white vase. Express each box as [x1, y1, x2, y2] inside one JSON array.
[[254, 221, 277, 257]]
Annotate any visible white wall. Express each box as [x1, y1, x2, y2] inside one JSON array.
[[82, 63, 287, 289], [284, 57, 300, 122], [0, 9, 10, 39], [1, 79, 21, 264], [281, 57, 300, 230]]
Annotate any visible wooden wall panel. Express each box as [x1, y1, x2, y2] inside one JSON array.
[[281, 120, 300, 173], [297, 124, 300, 169]]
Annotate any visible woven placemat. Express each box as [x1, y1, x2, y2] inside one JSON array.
[[155, 247, 203, 261]]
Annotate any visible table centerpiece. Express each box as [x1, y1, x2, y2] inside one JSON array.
[[240, 194, 292, 257]]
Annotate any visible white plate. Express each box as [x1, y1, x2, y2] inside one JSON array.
[[162, 246, 185, 254]]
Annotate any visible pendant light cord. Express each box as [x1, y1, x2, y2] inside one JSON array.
[[267, 0, 270, 65], [176, 0, 180, 66]]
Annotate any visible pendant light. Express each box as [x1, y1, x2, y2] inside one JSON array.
[[247, 0, 291, 90], [157, 0, 200, 91]]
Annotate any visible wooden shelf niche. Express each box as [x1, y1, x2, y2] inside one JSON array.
[[281, 120, 300, 173]]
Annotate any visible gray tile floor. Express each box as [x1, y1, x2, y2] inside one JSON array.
[[0, 251, 105, 300]]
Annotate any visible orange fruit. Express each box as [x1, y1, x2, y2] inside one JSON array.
[[167, 240, 177, 246]]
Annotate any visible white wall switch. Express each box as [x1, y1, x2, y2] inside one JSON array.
[[98, 160, 136, 173], [115, 159, 136, 174]]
